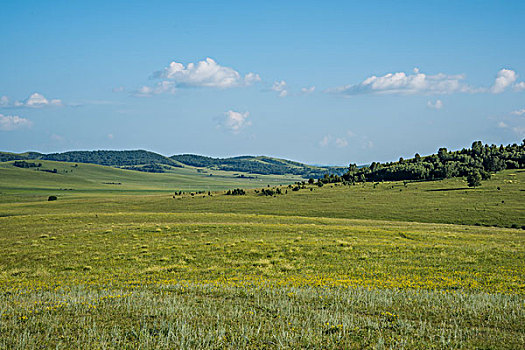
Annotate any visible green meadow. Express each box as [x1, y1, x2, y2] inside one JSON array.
[[0, 162, 524, 348]]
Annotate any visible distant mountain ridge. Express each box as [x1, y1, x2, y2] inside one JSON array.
[[0, 150, 346, 178], [171, 154, 346, 177]]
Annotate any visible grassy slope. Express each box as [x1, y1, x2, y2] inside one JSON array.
[[1, 164, 523, 228], [0, 160, 300, 202], [0, 165, 524, 348]]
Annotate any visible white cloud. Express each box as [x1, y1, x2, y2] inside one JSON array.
[[331, 69, 472, 96], [514, 81, 525, 91], [491, 69, 517, 94], [134, 81, 175, 97], [335, 137, 348, 148], [497, 109, 525, 137], [112, 86, 125, 93], [0, 96, 9, 106], [498, 121, 525, 137], [301, 86, 316, 94], [320, 132, 372, 149], [10, 93, 63, 108], [220, 110, 251, 133], [154, 58, 260, 88], [511, 108, 525, 116], [0, 114, 33, 131], [319, 135, 332, 147], [244, 72, 262, 85], [272, 80, 288, 97], [427, 99, 443, 109]]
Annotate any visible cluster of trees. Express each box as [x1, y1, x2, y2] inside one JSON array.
[[226, 188, 246, 195], [259, 187, 284, 196], [122, 163, 166, 173], [171, 154, 345, 177], [313, 174, 345, 185], [341, 141, 524, 184], [13, 161, 41, 168]]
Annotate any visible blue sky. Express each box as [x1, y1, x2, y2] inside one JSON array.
[[1, 0, 524, 165]]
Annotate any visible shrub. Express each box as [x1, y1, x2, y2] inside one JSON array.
[[48, 196, 58, 201], [226, 188, 246, 196]]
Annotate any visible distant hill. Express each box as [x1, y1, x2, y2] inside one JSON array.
[[0, 150, 345, 178], [171, 154, 346, 177], [0, 151, 44, 163], [42, 150, 183, 168]]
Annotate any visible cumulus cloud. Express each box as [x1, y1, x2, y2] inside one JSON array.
[[514, 81, 525, 91], [134, 81, 175, 97], [244, 72, 262, 85], [427, 99, 443, 109], [153, 58, 260, 88], [511, 108, 525, 116], [321, 130, 373, 150], [272, 80, 288, 97], [301, 86, 316, 94], [0, 114, 33, 131], [491, 69, 517, 94], [0, 96, 9, 106], [10, 93, 63, 108], [219, 110, 251, 133], [331, 69, 472, 96]]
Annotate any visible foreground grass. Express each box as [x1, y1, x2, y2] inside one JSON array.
[[1, 212, 524, 348], [2, 284, 523, 349]]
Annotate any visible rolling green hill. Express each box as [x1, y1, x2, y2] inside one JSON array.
[[0, 159, 300, 203], [171, 154, 346, 177], [0, 150, 345, 178]]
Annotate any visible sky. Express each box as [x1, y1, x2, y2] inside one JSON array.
[[1, 0, 524, 165]]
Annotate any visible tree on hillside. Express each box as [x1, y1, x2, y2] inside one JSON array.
[[467, 170, 482, 188]]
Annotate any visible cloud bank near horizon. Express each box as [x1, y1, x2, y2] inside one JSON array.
[[329, 68, 523, 96]]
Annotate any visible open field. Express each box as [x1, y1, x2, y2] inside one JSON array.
[[0, 165, 524, 348], [1, 162, 523, 229]]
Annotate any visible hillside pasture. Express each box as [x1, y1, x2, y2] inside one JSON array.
[[0, 164, 524, 348]]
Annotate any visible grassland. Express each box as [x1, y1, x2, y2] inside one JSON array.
[[0, 160, 299, 203], [0, 163, 524, 348]]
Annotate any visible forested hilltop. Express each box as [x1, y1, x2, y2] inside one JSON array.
[[317, 140, 524, 185], [0, 150, 178, 166], [171, 154, 346, 177]]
